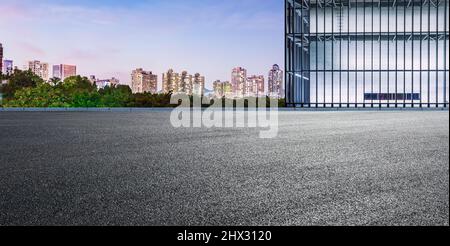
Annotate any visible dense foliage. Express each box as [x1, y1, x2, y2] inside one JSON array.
[[1, 70, 174, 108]]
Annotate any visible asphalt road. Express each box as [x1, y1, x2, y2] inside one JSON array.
[[0, 110, 448, 226]]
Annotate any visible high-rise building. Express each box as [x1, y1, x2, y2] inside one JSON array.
[[231, 67, 247, 97], [28, 60, 49, 81], [131, 68, 158, 94], [246, 75, 265, 97], [2, 60, 13, 75], [0, 43, 3, 74], [213, 80, 232, 98], [193, 73, 205, 95], [179, 71, 193, 94], [268, 64, 284, 99], [53, 64, 77, 80], [286, 0, 449, 108], [164, 70, 204, 95], [162, 69, 180, 93]]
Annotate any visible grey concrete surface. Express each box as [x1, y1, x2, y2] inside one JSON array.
[[0, 111, 448, 226]]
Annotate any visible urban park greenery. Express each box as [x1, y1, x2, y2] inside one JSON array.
[[0, 70, 173, 108]]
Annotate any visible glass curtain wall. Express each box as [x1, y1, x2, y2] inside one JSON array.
[[286, 0, 449, 108]]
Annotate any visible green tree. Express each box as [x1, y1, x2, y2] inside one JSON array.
[[49, 77, 62, 86], [1, 69, 44, 99], [99, 85, 132, 107]]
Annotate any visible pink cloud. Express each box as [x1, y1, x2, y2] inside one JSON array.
[[0, 4, 31, 21], [16, 41, 46, 57]]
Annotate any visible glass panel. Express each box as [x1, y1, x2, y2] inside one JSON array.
[[373, 39, 380, 70], [349, 4, 357, 33], [348, 72, 357, 103], [398, 7, 405, 33], [413, 72, 421, 107], [310, 41, 317, 71], [389, 40, 396, 70], [349, 39, 357, 70], [325, 72, 332, 103], [405, 40, 412, 70], [317, 39, 324, 70], [380, 40, 388, 70], [413, 38, 421, 70], [397, 39, 404, 70], [325, 41, 333, 70], [381, 6, 389, 33], [341, 39, 349, 70], [422, 3, 429, 32], [413, 6, 421, 32], [317, 72, 324, 103], [405, 5, 413, 33], [365, 40, 372, 70], [341, 72, 349, 104], [310, 7, 317, 33], [310, 73, 317, 104], [333, 40, 341, 70], [429, 39, 437, 70], [421, 71, 429, 104], [438, 39, 445, 70]]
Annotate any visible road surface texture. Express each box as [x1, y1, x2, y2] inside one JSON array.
[[0, 110, 448, 226]]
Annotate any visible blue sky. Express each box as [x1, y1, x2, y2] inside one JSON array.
[[0, 0, 284, 89]]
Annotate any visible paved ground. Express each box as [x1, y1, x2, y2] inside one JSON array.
[[0, 110, 448, 226]]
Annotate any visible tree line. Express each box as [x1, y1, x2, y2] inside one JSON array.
[[0, 69, 173, 108]]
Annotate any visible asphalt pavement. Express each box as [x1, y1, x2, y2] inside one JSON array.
[[0, 110, 448, 225]]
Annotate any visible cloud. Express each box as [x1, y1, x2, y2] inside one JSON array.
[[42, 4, 116, 25], [16, 42, 46, 57], [0, 4, 31, 21]]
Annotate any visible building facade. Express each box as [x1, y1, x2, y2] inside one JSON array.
[[0, 43, 3, 74], [246, 75, 265, 97], [131, 68, 158, 94], [28, 60, 49, 81], [268, 64, 285, 98], [231, 67, 248, 97], [53, 64, 77, 81], [193, 73, 206, 96], [286, 0, 449, 108], [162, 69, 180, 94], [2, 60, 13, 75], [163, 69, 205, 95], [213, 80, 233, 98]]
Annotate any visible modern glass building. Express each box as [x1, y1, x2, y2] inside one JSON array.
[[286, 0, 449, 108]]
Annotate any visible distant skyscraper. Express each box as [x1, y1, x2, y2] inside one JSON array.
[[246, 75, 265, 97], [131, 68, 158, 94], [231, 67, 247, 97], [268, 64, 284, 99], [53, 64, 77, 80], [162, 69, 180, 94], [179, 71, 192, 94], [28, 60, 49, 81], [0, 43, 4, 75], [2, 60, 13, 75], [193, 73, 205, 96], [163, 69, 204, 95], [213, 80, 232, 98]]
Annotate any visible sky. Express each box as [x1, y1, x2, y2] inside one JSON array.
[[0, 0, 284, 89]]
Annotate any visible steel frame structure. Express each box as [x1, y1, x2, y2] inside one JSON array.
[[286, 0, 449, 108]]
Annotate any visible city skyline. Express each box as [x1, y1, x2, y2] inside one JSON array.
[[2, 41, 283, 96], [0, 0, 284, 89]]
